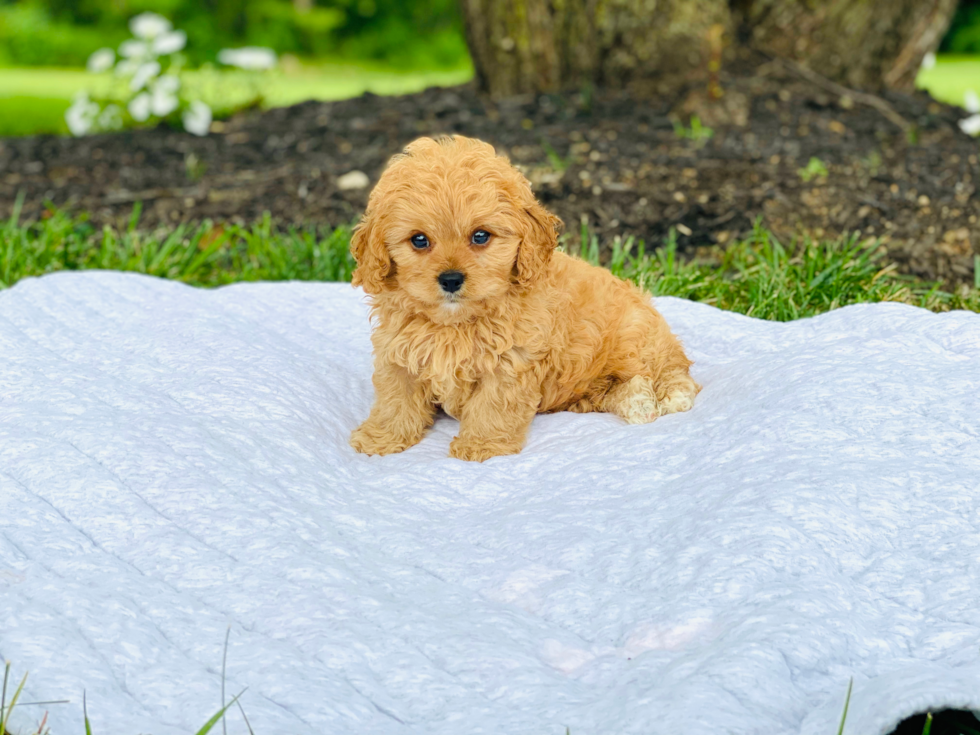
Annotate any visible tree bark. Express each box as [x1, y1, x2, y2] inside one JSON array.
[[459, 0, 730, 97], [459, 0, 959, 97], [738, 0, 959, 91]]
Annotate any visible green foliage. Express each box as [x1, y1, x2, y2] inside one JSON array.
[[0, 3, 128, 66], [1, 203, 356, 289], [0, 0, 469, 69], [672, 115, 713, 144], [542, 139, 570, 172], [942, 0, 980, 54], [564, 221, 979, 320], [798, 157, 829, 183], [0, 94, 69, 135], [330, 0, 467, 68]]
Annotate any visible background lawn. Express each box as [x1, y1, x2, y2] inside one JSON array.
[[915, 54, 980, 108], [0, 60, 474, 137], [0, 54, 974, 138]]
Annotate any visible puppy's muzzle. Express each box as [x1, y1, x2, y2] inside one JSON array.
[[438, 270, 465, 294]]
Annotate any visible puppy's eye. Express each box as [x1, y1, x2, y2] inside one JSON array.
[[410, 233, 430, 250], [471, 230, 491, 246]]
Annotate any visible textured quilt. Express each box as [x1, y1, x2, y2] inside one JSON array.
[[2, 272, 979, 735]]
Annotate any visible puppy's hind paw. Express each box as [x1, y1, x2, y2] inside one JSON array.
[[659, 376, 700, 417], [603, 375, 662, 425], [624, 394, 662, 425]]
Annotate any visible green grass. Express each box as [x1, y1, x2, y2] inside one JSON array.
[[672, 115, 714, 144], [0, 95, 72, 136], [567, 221, 980, 319], [798, 156, 829, 183], [0, 58, 473, 137], [1, 203, 356, 289], [916, 54, 980, 108], [2, 204, 978, 319]]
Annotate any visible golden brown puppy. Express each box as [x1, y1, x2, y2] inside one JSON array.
[[350, 135, 699, 462]]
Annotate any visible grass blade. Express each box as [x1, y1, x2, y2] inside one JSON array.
[[1, 662, 9, 731], [15, 699, 70, 707], [835, 677, 853, 735], [193, 689, 245, 735], [221, 625, 231, 735], [127, 202, 143, 233], [7, 191, 25, 230], [84, 690, 92, 735], [235, 697, 255, 735], [0, 669, 28, 735]]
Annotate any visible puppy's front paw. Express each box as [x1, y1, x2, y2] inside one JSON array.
[[449, 436, 521, 462], [350, 421, 422, 456]]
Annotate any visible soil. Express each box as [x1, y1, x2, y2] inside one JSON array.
[[1, 54, 978, 287]]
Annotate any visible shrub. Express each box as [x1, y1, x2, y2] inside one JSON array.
[[0, 0, 469, 69], [65, 12, 278, 137]]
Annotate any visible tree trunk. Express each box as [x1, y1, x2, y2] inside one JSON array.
[[738, 0, 959, 91], [459, 0, 730, 98], [458, 0, 959, 97]]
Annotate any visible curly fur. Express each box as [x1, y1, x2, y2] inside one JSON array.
[[350, 135, 699, 462]]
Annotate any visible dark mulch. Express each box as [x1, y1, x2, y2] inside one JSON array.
[[2, 55, 978, 287]]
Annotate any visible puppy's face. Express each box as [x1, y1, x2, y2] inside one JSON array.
[[351, 136, 560, 319]]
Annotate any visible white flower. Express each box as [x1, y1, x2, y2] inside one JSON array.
[[150, 87, 179, 117], [130, 61, 161, 91], [183, 100, 212, 136], [129, 12, 172, 40], [129, 92, 152, 122], [115, 58, 139, 76], [959, 114, 980, 137], [920, 52, 936, 70], [153, 30, 187, 56], [154, 74, 180, 95], [66, 108, 92, 136], [964, 90, 980, 114], [87, 48, 115, 73], [217, 47, 277, 70], [98, 104, 124, 131], [65, 93, 100, 136], [119, 39, 149, 59]]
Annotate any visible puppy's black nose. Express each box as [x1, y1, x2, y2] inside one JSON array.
[[438, 270, 465, 294]]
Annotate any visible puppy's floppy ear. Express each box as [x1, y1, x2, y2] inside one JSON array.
[[350, 209, 393, 295], [515, 199, 562, 289]]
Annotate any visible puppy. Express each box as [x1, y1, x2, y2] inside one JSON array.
[[350, 135, 699, 462]]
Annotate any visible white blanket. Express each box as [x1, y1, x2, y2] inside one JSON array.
[[2, 272, 979, 735]]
